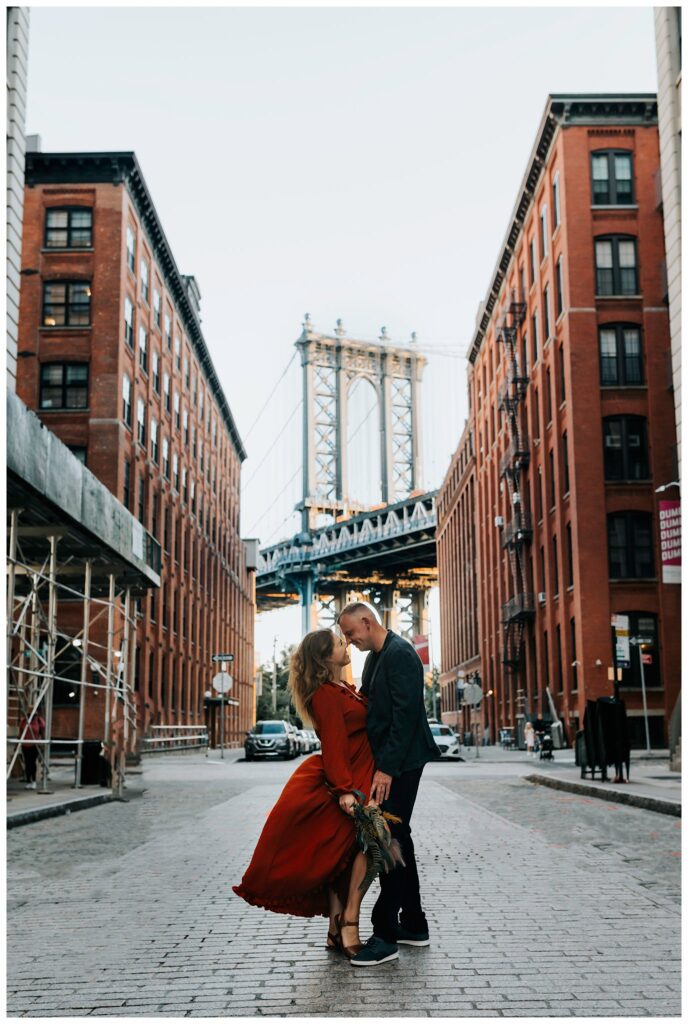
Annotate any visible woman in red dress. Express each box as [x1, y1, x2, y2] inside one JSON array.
[[233, 629, 375, 956]]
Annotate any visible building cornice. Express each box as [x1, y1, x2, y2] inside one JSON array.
[[467, 93, 658, 366], [25, 150, 247, 462]]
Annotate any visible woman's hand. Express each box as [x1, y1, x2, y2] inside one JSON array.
[[339, 793, 357, 816]]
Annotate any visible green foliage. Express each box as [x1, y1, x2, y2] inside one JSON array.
[[255, 644, 302, 727]]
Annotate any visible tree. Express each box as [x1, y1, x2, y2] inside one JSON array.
[[255, 644, 303, 726]]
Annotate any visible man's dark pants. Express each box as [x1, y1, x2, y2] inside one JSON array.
[[371, 766, 427, 944]]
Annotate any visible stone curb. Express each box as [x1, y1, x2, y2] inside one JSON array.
[[525, 773, 681, 817], [7, 792, 115, 829]]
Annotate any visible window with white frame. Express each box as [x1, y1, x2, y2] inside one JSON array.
[[137, 397, 146, 447], [163, 371, 170, 412], [124, 296, 134, 348], [151, 417, 159, 464], [138, 324, 148, 373], [126, 226, 136, 273], [153, 288, 161, 329], [140, 259, 149, 303], [122, 374, 132, 426]]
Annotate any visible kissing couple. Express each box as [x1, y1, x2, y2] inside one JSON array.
[[233, 601, 440, 966]]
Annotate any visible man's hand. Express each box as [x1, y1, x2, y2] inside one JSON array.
[[370, 770, 393, 804], [339, 793, 357, 815]]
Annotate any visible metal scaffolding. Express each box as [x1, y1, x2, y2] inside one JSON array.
[[6, 509, 142, 798]]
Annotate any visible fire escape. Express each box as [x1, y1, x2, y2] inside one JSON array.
[[497, 291, 535, 672]]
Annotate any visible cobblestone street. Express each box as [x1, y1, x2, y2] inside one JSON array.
[[7, 753, 681, 1017]]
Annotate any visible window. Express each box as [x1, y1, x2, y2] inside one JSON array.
[[540, 205, 548, 259], [521, 334, 529, 376], [124, 296, 134, 348], [603, 416, 649, 481], [165, 313, 172, 350], [122, 374, 132, 426], [39, 363, 88, 409], [545, 368, 552, 423], [599, 325, 644, 386], [529, 239, 536, 285], [126, 226, 136, 272], [182, 466, 188, 504], [562, 430, 570, 493], [531, 311, 539, 363], [595, 236, 638, 296], [532, 386, 540, 437], [138, 475, 145, 524], [151, 492, 159, 540], [591, 151, 634, 205], [549, 449, 556, 508], [140, 259, 150, 303], [174, 335, 181, 370], [570, 618, 577, 690], [190, 477, 196, 515], [172, 452, 179, 491], [212, 417, 217, 448], [555, 257, 564, 317], [151, 418, 159, 464], [163, 371, 171, 413], [174, 391, 180, 430], [191, 424, 197, 458], [153, 289, 161, 329], [42, 281, 91, 327], [616, 611, 660, 689], [199, 388, 204, 420], [45, 207, 92, 248], [152, 350, 160, 394], [138, 324, 148, 374], [566, 522, 574, 587], [199, 440, 204, 476], [162, 437, 170, 479], [543, 630, 550, 687], [192, 372, 198, 405], [183, 406, 189, 445], [552, 535, 559, 595], [537, 469, 544, 521], [559, 343, 566, 403], [608, 511, 654, 579], [124, 458, 131, 509], [136, 397, 146, 447], [543, 285, 551, 340], [552, 173, 561, 229], [184, 356, 190, 390], [68, 445, 87, 465]]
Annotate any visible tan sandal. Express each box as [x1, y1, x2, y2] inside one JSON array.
[[335, 913, 363, 959]]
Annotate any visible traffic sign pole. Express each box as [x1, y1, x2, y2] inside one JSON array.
[[630, 637, 653, 753]]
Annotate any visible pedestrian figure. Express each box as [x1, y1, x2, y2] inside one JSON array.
[[233, 630, 377, 957], [524, 721, 535, 757], [338, 602, 441, 967], [19, 711, 45, 789]]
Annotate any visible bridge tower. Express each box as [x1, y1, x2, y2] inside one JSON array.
[[293, 316, 428, 636]]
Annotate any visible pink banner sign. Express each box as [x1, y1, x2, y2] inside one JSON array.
[[659, 499, 681, 584]]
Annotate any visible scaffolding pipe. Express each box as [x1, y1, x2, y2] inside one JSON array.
[[74, 560, 92, 788], [104, 574, 115, 756], [116, 587, 131, 799], [6, 510, 19, 696], [37, 535, 59, 794], [127, 591, 137, 758]]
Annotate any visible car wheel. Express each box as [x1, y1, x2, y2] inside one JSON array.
[[245, 752, 254, 761]]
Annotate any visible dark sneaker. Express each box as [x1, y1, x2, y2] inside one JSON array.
[[396, 924, 430, 946], [350, 935, 399, 967]]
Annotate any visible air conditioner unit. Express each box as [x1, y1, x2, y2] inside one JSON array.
[[512, 492, 521, 505], [494, 516, 504, 528], [538, 592, 547, 604]]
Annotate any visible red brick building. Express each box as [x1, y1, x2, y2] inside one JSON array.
[[437, 422, 480, 735], [438, 95, 680, 748], [16, 150, 256, 748]]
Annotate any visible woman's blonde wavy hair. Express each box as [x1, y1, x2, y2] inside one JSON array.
[[288, 629, 335, 728]]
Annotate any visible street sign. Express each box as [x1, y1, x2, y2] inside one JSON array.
[[462, 683, 483, 705], [612, 614, 631, 668], [212, 654, 234, 663], [212, 672, 233, 694], [630, 637, 654, 646]]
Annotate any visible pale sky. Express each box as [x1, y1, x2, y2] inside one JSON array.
[[24, 5, 659, 673]]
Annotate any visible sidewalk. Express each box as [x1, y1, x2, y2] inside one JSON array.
[[459, 744, 681, 815], [6, 747, 243, 828]]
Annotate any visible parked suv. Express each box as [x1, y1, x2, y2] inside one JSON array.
[[245, 720, 297, 761], [430, 723, 462, 759]]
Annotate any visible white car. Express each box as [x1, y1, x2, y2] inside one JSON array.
[[430, 723, 462, 759]]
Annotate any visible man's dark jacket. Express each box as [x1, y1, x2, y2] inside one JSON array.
[[360, 630, 440, 777]]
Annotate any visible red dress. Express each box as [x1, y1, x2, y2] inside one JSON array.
[[233, 680, 375, 917]]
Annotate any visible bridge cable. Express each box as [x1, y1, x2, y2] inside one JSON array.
[[245, 465, 302, 537], [242, 397, 303, 490], [242, 350, 298, 441]]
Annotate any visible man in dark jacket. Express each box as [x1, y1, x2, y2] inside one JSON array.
[[338, 601, 440, 967]]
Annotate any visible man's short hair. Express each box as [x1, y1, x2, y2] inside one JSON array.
[[338, 601, 381, 624]]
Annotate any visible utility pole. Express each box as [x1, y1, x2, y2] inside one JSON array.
[[272, 636, 278, 716]]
